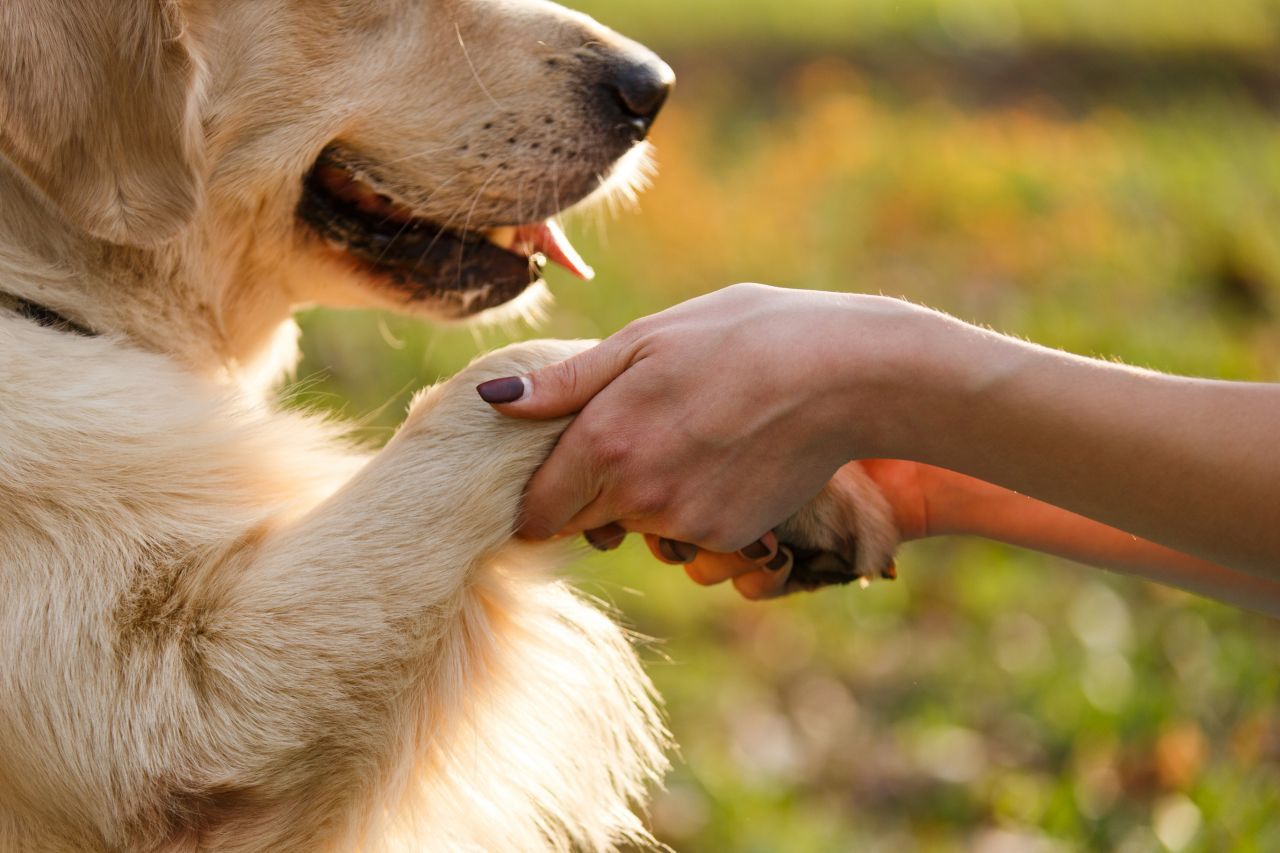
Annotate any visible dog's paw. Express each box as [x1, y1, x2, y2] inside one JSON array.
[[774, 464, 900, 592]]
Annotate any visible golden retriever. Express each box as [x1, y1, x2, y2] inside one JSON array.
[[0, 1, 898, 850]]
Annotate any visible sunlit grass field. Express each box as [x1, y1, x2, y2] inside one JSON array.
[[292, 2, 1280, 849]]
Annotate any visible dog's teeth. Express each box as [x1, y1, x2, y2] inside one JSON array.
[[486, 227, 517, 250]]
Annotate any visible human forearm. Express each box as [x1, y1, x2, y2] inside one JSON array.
[[874, 310, 1280, 577], [919, 466, 1280, 617]]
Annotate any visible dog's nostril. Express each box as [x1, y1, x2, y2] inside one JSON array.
[[608, 55, 675, 136]]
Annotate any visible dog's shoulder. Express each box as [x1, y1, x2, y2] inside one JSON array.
[[0, 315, 358, 548]]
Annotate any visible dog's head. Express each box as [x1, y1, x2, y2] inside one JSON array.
[[0, 0, 671, 324]]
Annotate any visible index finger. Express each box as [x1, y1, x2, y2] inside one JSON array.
[[517, 420, 607, 540]]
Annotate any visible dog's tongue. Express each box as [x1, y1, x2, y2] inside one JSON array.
[[513, 221, 595, 281]]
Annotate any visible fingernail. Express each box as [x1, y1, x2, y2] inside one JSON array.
[[765, 547, 792, 573], [584, 526, 626, 552], [739, 539, 772, 561], [658, 539, 698, 564], [476, 376, 528, 404]]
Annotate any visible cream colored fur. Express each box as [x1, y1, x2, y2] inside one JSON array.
[[0, 1, 673, 850], [0, 330, 666, 851], [0, 0, 896, 849]]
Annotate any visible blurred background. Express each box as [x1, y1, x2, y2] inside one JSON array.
[[292, 2, 1280, 849]]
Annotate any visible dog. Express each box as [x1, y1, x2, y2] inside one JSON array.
[[0, 1, 898, 849]]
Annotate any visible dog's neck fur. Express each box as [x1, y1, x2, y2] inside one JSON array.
[[0, 157, 300, 395]]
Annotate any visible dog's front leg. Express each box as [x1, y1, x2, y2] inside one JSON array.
[[0, 334, 663, 852], [178, 340, 665, 852]]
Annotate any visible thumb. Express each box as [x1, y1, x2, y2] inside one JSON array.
[[476, 339, 630, 419]]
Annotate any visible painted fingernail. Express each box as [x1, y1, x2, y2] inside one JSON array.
[[476, 376, 528, 404], [881, 561, 898, 581], [739, 539, 772, 561], [765, 547, 792, 573], [584, 526, 626, 552], [657, 539, 698, 564]]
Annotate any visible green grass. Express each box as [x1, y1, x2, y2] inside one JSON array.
[[291, 6, 1280, 849]]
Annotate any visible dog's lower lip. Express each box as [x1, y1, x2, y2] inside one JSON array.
[[297, 147, 545, 313], [309, 151, 593, 279], [297, 146, 596, 312]]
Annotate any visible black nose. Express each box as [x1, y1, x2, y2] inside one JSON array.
[[607, 52, 675, 138]]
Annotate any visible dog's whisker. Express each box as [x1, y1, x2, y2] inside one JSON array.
[[410, 211, 463, 277], [454, 166, 505, 292], [460, 167, 505, 242], [372, 216, 418, 267], [376, 144, 457, 167], [454, 23, 500, 109]]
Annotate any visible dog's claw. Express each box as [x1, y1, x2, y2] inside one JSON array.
[[785, 545, 869, 593]]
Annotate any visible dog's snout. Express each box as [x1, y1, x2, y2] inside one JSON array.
[[603, 50, 674, 139]]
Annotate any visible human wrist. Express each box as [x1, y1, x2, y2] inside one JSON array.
[[872, 306, 1033, 465], [829, 296, 965, 461]]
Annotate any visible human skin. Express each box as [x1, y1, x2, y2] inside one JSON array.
[[477, 284, 1280, 616]]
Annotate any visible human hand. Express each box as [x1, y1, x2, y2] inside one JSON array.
[[476, 284, 925, 552], [479, 280, 1280, 616], [616, 459, 923, 601]]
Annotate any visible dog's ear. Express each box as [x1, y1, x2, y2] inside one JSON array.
[[0, 1, 203, 247]]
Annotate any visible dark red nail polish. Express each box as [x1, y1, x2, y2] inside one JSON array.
[[658, 539, 698, 564], [740, 540, 772, 561], [585, 526, 626, 552], [765, 548, 792, 573], [477, 376, 527, 404]]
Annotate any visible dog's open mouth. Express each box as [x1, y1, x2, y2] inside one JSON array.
[[297, 146, 593, 315]]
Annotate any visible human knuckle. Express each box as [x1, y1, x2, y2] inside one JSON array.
[[574, 414, 613, 451], [588, 430, 632, 469], [619, 317, 670, 359], [727, 281, 768, 297], [555, 357, 585, 399], [626, 486, 667, 520], [624, 311, 664, 339], [615, 318, 648, 344]]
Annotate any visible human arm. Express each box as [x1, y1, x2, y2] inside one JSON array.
[[479, 284, 1280, 602], [877, 306, 1280, 577], [676, 460, 1280, 617]]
